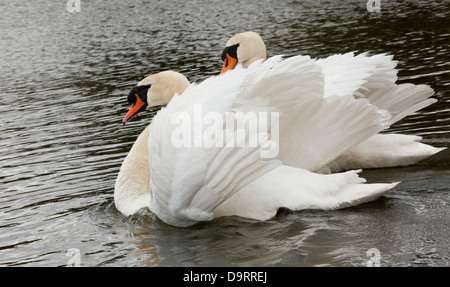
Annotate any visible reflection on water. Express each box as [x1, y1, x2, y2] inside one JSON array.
[[0, 0, 448, 266]]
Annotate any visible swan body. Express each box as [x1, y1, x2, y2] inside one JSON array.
[[114, 125, 151, 215], [116, 56, 399, 226], [220, 32, 445, 172]]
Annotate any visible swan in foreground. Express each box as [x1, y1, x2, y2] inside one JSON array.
[[220, 32, 445, 172], [115, 57, 400, 227]]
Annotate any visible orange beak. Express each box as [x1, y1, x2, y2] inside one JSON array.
[[123, 94, 147, 124], [221, 54, 237, 74]]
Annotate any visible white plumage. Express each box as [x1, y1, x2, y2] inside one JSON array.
[[315, 52, 444, 172], [221, 32, 445, 172], [114, 33, 444, 226], [142, 56, 398, 227]]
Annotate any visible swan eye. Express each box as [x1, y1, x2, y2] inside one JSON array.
[[221, 43, 239, 62], [220, 44, 240, 74], [127, 84, 151, 104]]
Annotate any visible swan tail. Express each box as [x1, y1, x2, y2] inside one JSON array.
[[214, 166, 399, 220], [330, 181, 400, 210], [317, 169, 399, 210]]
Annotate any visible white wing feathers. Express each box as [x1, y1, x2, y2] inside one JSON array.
[[366, 83, 436, 126], [317, 52, 436, 127], [148, 68, 282, 227], [232, 55, 323, 112], [147, 56, 388, 226], [235, 55, 386, 172], [278, 96, 384, 172], [317, 52, 398, 99]]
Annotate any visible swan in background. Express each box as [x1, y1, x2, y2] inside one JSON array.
[[115, 57, 399, 227], [220, 31, 445, 173]]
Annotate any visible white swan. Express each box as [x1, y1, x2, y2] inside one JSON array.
[[220, 32, 445, 172], [115, 57, 399, 227]]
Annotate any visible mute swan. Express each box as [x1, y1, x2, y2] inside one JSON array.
[[115, 57, 399, 227], [220, 32, 445, 172], [115, 71, 189, 215]]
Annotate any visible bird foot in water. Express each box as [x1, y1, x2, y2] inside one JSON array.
[[276, 207, 294, 218]]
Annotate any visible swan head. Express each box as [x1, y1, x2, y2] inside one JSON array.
[[123, 70, 190, 124], [220, 31, 266, 74]]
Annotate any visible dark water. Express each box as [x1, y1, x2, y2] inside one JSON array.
[[0, 0, 449, 267]]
